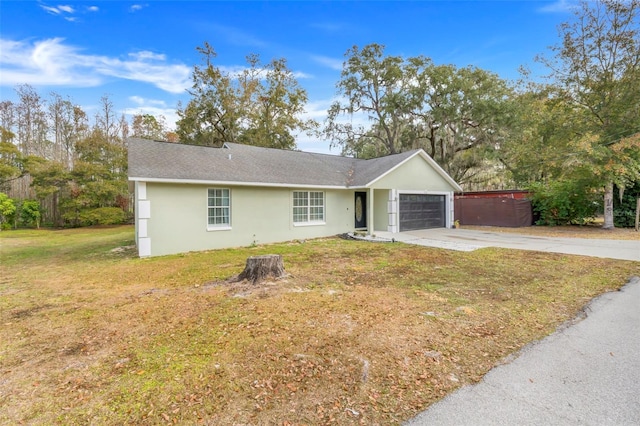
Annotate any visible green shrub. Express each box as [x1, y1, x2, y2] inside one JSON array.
[[613, 182, 640, 228], [528, 180, 600, 226], [0, 192, 17, 230], [19, 200, 41, 229], [76, 207, 126, 226]]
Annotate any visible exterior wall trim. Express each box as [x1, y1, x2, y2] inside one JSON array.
[[136, 181, 152, 257], [387, 189, 398, 233], [388, 189, 455, 232]]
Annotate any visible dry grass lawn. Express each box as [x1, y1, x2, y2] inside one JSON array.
[[463, 223, 639, 240], [1, 225, 638, 425]]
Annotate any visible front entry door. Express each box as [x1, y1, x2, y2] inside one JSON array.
[[354, 192, 367, 229]]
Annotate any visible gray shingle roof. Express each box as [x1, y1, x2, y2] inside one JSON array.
[[127, 138, 432, 188]]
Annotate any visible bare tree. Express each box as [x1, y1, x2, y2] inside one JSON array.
[[95, 94, 119, 144], [15, 85, 48, 158]]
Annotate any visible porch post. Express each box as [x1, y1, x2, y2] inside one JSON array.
[[368, 187, 374, 235], [388, 189, 398, 233], [448, 192, 455, 228]]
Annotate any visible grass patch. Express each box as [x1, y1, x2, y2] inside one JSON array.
[[1, 226, 638, 424], [462, 223, 639, 240]]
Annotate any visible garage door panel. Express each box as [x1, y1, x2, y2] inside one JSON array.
[[399, 194, 445, 231]]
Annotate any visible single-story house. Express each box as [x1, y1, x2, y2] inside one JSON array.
[[128, 138, 462, 257]]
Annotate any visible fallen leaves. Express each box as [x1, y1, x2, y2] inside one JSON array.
[[2, 228, 639, 425]]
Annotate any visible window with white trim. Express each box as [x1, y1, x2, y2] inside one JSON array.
[[208, 188, 230, 227], [293, 191, 325, 223]]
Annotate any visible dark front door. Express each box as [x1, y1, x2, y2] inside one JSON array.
[[354, 192, 367, 229], [399, 194, 445, 231]]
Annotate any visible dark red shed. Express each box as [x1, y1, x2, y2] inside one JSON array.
[[455, 190, 533, 227]]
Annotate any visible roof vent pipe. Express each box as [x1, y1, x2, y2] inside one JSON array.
[[228, 154, 232, 160]]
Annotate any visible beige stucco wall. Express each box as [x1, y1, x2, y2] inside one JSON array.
[[134, 181, 140, 245], [142, 183, 355, 257], [373, 189, 390, 232], [369, 155, 457, 191]]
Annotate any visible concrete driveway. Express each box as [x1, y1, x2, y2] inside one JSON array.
[[405, 276, 640, 426], [376, 228, 639, 261]]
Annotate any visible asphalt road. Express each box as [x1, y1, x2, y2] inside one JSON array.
[[383, 228, 640, 261], [404, 276, 640, 426]]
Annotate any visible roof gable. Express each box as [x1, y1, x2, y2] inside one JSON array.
[[127, 138, 460, 190], [364, 150, 462, 191]]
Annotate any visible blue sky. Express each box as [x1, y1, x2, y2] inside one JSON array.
[[0, 0, 577, 153]]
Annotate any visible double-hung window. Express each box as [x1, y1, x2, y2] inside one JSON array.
[[208, 188, 230, 228], [293, 191, 325, 224]]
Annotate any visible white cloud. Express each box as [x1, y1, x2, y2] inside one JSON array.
[[57, 5, 74, 13], [40, 4, 75, 15], [293, 71, 313, 79], [311, 55, 343, 71], [291, 98, 332, 154], [130, 4, 146, 12], [295, 135, 333, 155], [214, 65, 249, 78], [538, 0, 577, 13], [213, 65, 310, 81], [96, 58, 191, 94], [301, 98, 332, 121], [130, 51, 166, 61], [122, 96, 179, 130], [295, 94, 378, 155], [129, 96, 168, 108], [0, 38, 191, 94], [40, 5, 63, 15], [0, 38, 101, 86], [40, 3, 98, 21], [306, 95, 372, 132]]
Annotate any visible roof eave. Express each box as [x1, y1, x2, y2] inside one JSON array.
[[128, 176, 349, 190]]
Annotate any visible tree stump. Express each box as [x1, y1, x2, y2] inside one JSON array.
[[237, 254, 286, 284]]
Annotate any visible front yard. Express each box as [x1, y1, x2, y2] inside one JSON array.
[[1, 226, 638, 425]]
